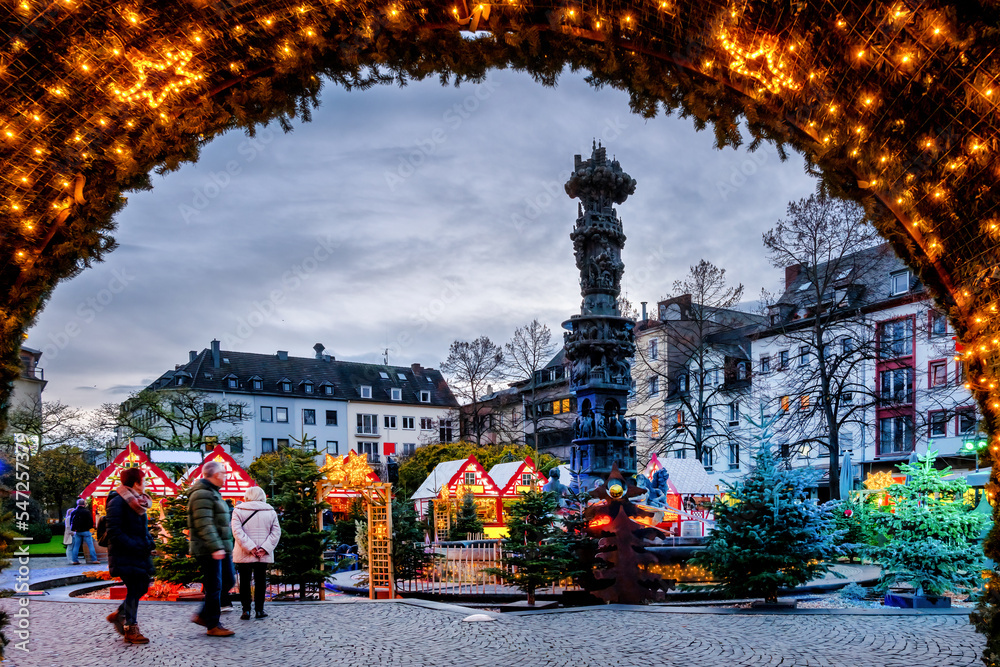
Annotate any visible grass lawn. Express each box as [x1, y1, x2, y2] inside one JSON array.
[[27, 535, 67, 557]]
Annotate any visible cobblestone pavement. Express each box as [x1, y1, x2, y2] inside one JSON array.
[[3, 599, 984, 667]]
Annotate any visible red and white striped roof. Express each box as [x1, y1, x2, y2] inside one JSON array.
[[81, 442, 180, 499], [182, 445, 257, 498]]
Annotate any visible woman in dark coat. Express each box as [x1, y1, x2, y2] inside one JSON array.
[[106, 467, 156, 645]]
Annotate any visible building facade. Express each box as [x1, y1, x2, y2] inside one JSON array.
[[130, 340, 458, 468]]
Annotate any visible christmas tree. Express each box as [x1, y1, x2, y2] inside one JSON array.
[[449, 490, 484, 540], [692, 437, 843, 603], [153, 484, 202, 586], [270, 446, 332, 600], [585, 465, 662, 604], [391, 498, 433, 586], [491, 489, 573, 605], [867, 450, 987, 597]]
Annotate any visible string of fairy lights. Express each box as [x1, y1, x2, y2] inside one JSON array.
[[2, 1, 1000, 428]]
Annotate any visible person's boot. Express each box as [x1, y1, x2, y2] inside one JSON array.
[[240, 610, 250, 620], [206, 625, 235, 637], [106, 609, 125, 635], [255, 610, 268, 619], [123, 624, 150, 644]]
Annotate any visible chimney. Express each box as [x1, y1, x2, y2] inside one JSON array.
[[313, 343, 325, 360], [411, 363, 423, 373], [210, 339, 220, 368], [641, 301, 647, 322], [276, 350, 288, 361], [189, 350, 197, 363], [785, 264, 802, 289]]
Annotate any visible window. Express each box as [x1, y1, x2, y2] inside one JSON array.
[[228, 405, 243, 420], [398, 373, 408, 381], [276, 407, 288, 423], [379, 372, 390, 380], [384, 415, 397, 429], [419, 390, 431, 403], [360, 385, 372, 399], [879, 415, 914, 454], [277, 438, 289, 449], [674, 410, 684, 429], [650, 338, 659, 360], [799, 442, 812, 459], [304, 438, 316, 450], [760, 355, 771, 374], [358, 441, 379, 462], [929, 360, 948, 388], [957, 408, 976, 435], [651, 416, 659, 438], [728, 442, 740, 470], [628, 418, 637, 438], [251, 378, 263, 390], [204, 402, 217, 418], [929, 311, 948, 337], [780, 395, 791, 412], [326, 440, 339, 454], [260, 406, 273, 423], [880, 368, 914, 404], [261, 438, 274, 453], [675, 447, 686, 459], [303, 382, 314, 394], [929, 411, 948, 437], [800, 395, 810, 412], [677, 374, 688, 393], [391, 388, 402, 401], [402, 443, 416, 456], [228, 437, 243, 454], [323, 384, 334, 396], [879, 318, 914, 359], [227, 377, 238, 389], [779, 350, 789, 370], [402, 416, 415, 430], [799, 345, 810, 367], [736, 361, 749, 381], [890, 270, 911, 295], [303, 409, 316, 425], [520, 473, 534, 486], [957, 360, 967, 384], [649, 377, 659, 397], [419, 417, 434, 430], [780, 443, 791, 458], [841, 337, 854, 355], [701, 448, 713, 472], [357, 413, 379, 435], [842, 392, 854, 406], [841, 431, 854, 453], [440, 419, 454, 442], [464, 471, 476, 485], [326, 410, 338, 426], [280, 381, 291, 392], [701, 406, 713, 431], [728, 402, 739, 426]]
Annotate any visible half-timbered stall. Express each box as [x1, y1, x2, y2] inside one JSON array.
[[489, 457, 548, 526], [181, 444, 257, 502], [80, 442, 180, 519], [411, 455, 504, 539]]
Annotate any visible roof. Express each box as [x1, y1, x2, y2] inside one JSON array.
[[411, 458, 468, 501], [488, 461, 523, 490], [145, 346, 458, 407], [81, 442, 180, 498], [182, 445, 257, 498], [658, 458, 719, 495]]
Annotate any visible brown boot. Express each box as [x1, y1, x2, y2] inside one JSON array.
[[106, 610, 125, 635], [123, 624, 149, 644], [206, 625, 235, 637]]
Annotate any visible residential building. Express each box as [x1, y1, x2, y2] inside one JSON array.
[[130, 340, 458, 468], [7, 346, 45, 426]]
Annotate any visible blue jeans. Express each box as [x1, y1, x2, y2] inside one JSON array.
[[117, 574, 150, 625], [197, 554, 235, 629], [68, 531, 97, 563]]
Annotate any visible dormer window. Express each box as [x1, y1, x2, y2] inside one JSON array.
[[279, 378, 292, 392], [391, 388, 402, 401], [250, 376, 263, 391], [397, 373, 407, 381], [379, 371, 389, 379], [321, 383, 334, 396], [890, 270, 910, 295], [419, 390, 431, 403], [677, 374, 688, 393], [361, 386, 372, 399], [226, 375, 238, 389], [176, 376, 186, 386], [302, 381, 314, 394]]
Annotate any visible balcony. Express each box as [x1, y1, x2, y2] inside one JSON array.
[[19, 366, 43, 381], [355, 428, 379, 438]]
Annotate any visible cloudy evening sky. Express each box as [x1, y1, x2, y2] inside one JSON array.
[[25, 68, 818, 411]]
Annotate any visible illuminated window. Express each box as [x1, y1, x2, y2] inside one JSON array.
[[561, 398, 570, 413], [651, 416, 659, 437], [780, 395, 790, 412], [464, 471, 476, 485], [800, 395, 810, 411]]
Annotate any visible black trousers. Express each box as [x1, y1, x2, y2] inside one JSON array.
[[236, 563, 268, 613], [117, 573, 150, 625]]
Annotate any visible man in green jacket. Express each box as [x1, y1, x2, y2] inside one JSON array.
[[187, 460, 236, 637]]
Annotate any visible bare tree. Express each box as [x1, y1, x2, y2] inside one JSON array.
[[5, 398, 87, 459], [633, 260, 760, 468], [441, 336, 505, 446], [504, 320, 557, 458], [760, 193, 885, 499], [100, 387, 250, 451]]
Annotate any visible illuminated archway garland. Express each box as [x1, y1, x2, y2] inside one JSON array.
[[2, 1, 1000, 656]]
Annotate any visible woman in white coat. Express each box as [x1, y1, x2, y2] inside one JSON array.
[[230, 486, 281, 620]]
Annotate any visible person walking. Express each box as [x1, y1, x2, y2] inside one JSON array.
[[231, 486, 281, 620], [188, 460, 236, 637], [67, 498, 100, 565], [105, 467, 156, 645], [63, 506, 75, 564]]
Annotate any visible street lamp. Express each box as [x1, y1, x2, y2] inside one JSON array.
[[959, 436, 988, 472]]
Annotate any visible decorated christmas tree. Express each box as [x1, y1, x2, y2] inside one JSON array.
[[692, 414, 843, 603], [449, 490, 484, 540], [153, 484, 201, 586], [270, 446, 332, 600], [585, 465, 662, 604], [867, 450, 987, 597], [491, 489, 573, 605]]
